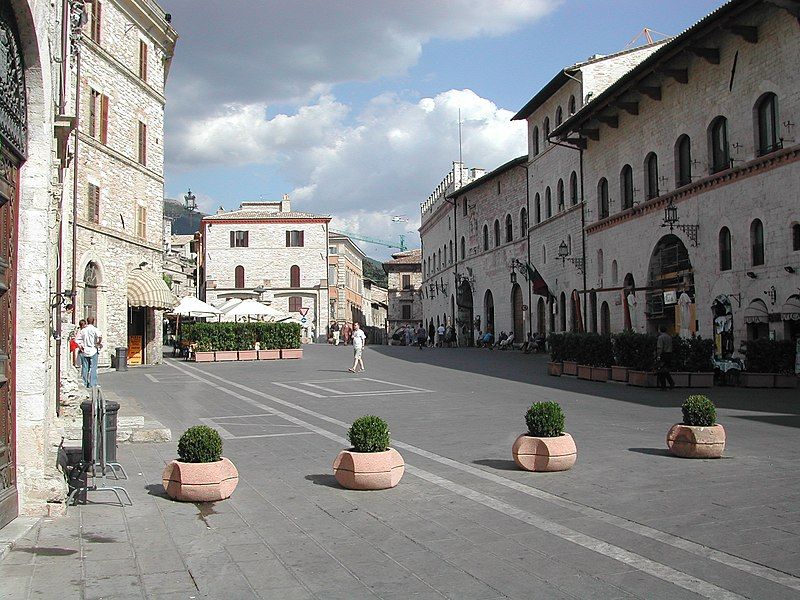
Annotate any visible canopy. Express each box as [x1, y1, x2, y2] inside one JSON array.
[[216, 298, 243, 313], [278, 315, 304, 325], [171, 295, 221, 316], [224, 299, 285, 318], [781, 295, 800, 321], [743, 299, 769, 324], [128, 268, 176, 310]]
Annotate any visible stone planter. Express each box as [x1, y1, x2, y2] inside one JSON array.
[[257, 349, 280, 360], [689, 372, 714, 387], [740, 372, 774, 388], [162, 457, 239, 502], [672, 372, 690, 387], [562, 360, 578, 376], [238, 350, 258, 361], [547, 361, 563, 376], [611, 366, 629, 382], [577, 364, 592, 380], [628, 370, 656, 387], [774, 374, 798, 388], [333, 448, 405, 490], [281, 348, 303, 359], [512, 433, 577, 472], [215, 351, 238, 362], [666, 424, 725, 459], [194, 351, 215, 363], [590, 367, 611, 382]]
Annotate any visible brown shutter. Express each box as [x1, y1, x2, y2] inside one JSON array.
[[243, 231, 249, 247], [138, 121, 147, 165], [100, 95, 109, 144], [299, 230, 304, 246], [92, 0, 102, 43], [230, 231, 235, 247], [139, 41, 148, 81], [286, 230, 290, 246]]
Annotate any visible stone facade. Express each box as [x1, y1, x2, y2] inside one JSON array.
[[362, 280, 388, 330], [164, 233, 198, 299], [199, 198, 330, 342], [328, 233, 367, 327], [384, 249, 423, 332]]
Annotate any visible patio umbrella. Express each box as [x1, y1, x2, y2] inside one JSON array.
[[171, 296, 221, 316], [224, 299, 285, 320], [216, 298, 243, 314]]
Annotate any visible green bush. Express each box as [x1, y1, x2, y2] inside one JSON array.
[[743, 339, 795, 374], [681, 395, 716, 427], [574, 333, 613, 367], [348, 415, 390, 452], [525, 401, 565, 437], [183, 321, 302, 351], [548, 333, 564, 362], [177, 425, 223, 463], [684, 337, 714, 372], [612, 331, 656, 371]]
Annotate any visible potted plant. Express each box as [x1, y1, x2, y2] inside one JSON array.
[[547, 333, 563, 376], [162, 425, 239, 501], [684, 336, 714, 387], [512, 401, 577, 472], [278, 322, 304, 359], [237, 323, 258, 361], [611, 331, 635, 382], [333, 416, 404, 490], [741, 340, 797, 388], [187, 323, 215, 362], [255, 323, 281, 359], [588, 334, 613, 381], [625, 333, 657, 387], [669, 336, 691, 387], [561, 333, 579, 376], [214, 323, 238, 361], [666, 395, 725, 458]]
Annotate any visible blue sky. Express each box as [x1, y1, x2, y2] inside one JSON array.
[[161, 0, 722, 258]]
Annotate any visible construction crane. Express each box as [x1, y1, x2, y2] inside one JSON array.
[[337, 231, 407, 252]]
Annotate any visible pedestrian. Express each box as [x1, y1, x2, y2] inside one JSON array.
[[331, 321, 340, 345], [404, 324, 412, 347], [79, 316, 103, 388], [656, 325, 675, 390], [416, 323, 427, 349], [348, 322, 366, 372], [436, 323, 445, 348], [500, 331, 515, 350], [70, 319, 86, 368], [445, 324, 456, 347], [342, 322, 352, 345]]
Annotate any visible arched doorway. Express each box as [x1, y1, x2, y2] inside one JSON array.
[[484, 289, 495, 333], [589, 290, 598, 333], [600, 302, 611, 334], [647, 235, 693, 334], [712, 295, 734, 359], [537, 297, 546, 334], [559, 292, 566, 331], [511, 284, 524, 340], [83, 262, 101, 320], [456, 280, 474, 346]]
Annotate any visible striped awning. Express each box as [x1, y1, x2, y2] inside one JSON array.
[[782, 295, 800, 321], [128, 268, 176, 309], [743, 299, 769, 324]]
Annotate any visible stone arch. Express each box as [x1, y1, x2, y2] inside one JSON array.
[[484, 289, 495, 333]]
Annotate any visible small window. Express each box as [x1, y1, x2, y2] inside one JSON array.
[[597, 249, 604, 278], [542, 245, 546, 264], [462, 198, 468, 216], [756, 93, 780, 156], [234, 265, 245, 288], [543, 117, 550, 144], [545, 187, 552, 219], [401, 303, 411, 320], [719, 227, 732, 271], [520, 207, 528, 234], [793, 224, 800, 251], [286, 230, 304, 247], [290, 265, 300, 288], [505, 214, 513, 243], [460, 236, 466, 260], [483, 225, 489, 251], [557, 179, 564, 212], [328, 265, 336, 284], [136, 205, 146, 238], [402, 274, 411, 289], [709, 116, 729, 174], [138, 40, 148, 81], [645, 152, 659, 199], [449, 240, 453, 264], [675, 135, 692, 188], [289, 296, 303, 312], [569, 171, 578, 206], [535, 193, 541, 223], [532, 126, 539, 156], [751, 219, 764, 266], [620, 165, 633, 210], [611, 260, 618, 285], [137, 121, 147, 166], [597, 178, 609, 219], [328, 245, 337, 254], [568, 95, 576, 115], [555, 106, 563, 127], [87, 183, 100, 223], [494, 219, 500, 247], [229, 230, 249, 247], [496, 180, 501, 195]]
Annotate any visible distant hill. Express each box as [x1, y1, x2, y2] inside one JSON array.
[[363, 257, 388, 287], [165, 198, 205, 235]]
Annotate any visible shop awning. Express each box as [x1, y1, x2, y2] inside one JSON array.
[[743, 299, 769, 324], [781, 295, 800, 321], [128, 268, 176, 310]]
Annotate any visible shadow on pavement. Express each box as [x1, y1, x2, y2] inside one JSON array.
[[627, 447, 676, 458], [473, 459, 519, 471], [305, 474, 341, 488], [731, 414, 800, 428], [145, 483, 170, 499]]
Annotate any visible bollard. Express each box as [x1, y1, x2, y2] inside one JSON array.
[[115, 346, 128, 371], [81, 399, 120, 463]]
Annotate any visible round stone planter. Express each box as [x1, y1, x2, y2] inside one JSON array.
[[512, 433, 577, 472], [666, 424, 725, 459], [333, 448, 404, 490], [162, 457, 239, 502]]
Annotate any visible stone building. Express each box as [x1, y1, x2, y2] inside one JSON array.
[[328, 232, 367, 326], [163, 233, 198, 299], [384, 249, 423, 333], [362, 279, 388, 331], [198, 198, 331, 342]]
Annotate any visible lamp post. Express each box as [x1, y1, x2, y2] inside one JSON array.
[[509, 258, 526, 284], [184, 188, 197, 212], [557, 240, 584, 274], [660, 198, 699, 246]]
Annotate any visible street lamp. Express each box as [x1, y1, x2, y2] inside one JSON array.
[[509, 258, 526, 284], [556, 240, 584, 274], [660, 198, 699, 246], [184, 188, 197, 212]]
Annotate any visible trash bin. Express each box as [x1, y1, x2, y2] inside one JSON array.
[[81, 399, 120, 463], [115, 347, 128, 372]]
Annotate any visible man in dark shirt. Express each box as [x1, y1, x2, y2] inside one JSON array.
[[656, 325, 675, 390]]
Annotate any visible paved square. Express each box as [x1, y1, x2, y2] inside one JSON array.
[[273, 376, 433, 398]]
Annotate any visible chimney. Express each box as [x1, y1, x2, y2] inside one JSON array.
[[280, 193, 291, 213]]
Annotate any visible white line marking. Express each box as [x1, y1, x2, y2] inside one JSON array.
[[222, 432, 315, 440], [300, 382, 349, 395], [165, 361, 762, 599], [144, 374, 159, 383], [272, 381, 326, 397], [210, 413, 275, 419], [198, 417, 236, 440], [360, 377, 433, 392]]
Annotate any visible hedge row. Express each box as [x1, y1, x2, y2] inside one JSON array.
[[742, 339, 795, 374], [183, 322, 302, 352]]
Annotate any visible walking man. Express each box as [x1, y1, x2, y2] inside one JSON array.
[[348, 322, 366, 373], [79, 316, 103, 388], [656, 325, 675, 390], [331, 321, 340, 345], [416, 323, 427, 349]]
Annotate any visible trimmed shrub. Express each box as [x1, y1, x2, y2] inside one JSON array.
[[743, 339, 795, 374], [575, 333, 613, 367], [548, 333, 564, 362], [525, 402, 565, 437], [178, 425, 223, 463], [348, 416, 390, 453], [183, 322, 301, 351], [612, 331, 656, 371], [681, 395, 716, 427], [684, 337, 714, 372]]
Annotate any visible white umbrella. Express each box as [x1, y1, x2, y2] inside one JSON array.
[[277, 315, 304, 325], [171, 296, 221, 316], [216, 298, 243, 313], [225, 299, 285, 319]]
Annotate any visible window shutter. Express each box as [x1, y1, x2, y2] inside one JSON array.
[[299, 230, 304, 246], [230, 231, 235, 247], [92, 0, 102, 43], [100, 95, 109, 144], [286, 231, 290, 246], [244, 231, 249, 247], [138, 121, 147, 165], [139, 41, 148, 81]]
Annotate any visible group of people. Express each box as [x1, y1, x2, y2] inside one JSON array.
[[68, 317, 103, 388], [394, 323, 456, 348], [475, 329, 547, 353]]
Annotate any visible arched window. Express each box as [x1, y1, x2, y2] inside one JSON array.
[[675, 135, 692, 187], [756, 93, 780, 156], [620, 165, 633, 210], [290, 265, 300, 287], [483, 224, 489, 251], [542, 245, 546, 264], [568, 95, 576, 115], [532, 126, 539, 156], [600, 302, 610, 335], [535, 193, 541, 223], [569, 171, 578, 206], [545, 187, 552, 219], [751, 219, 764, 266], [235, 265, 245, 288], [567, 234, 572, 254], [555, 106, 563, 127], [793, 223, 800, 252], [557, 179, 565, 212], [460, 236, 466, 260], [719, 227, 732, 271], [494, 219, 500, 247], [611, 260, 618, 285], [645, 152, 659, 199], [709, 116, 729, 173], [505, 214, 513, 243], [559, 292, 566, 331], [520, 207, 528, 234], [597, 178, 609, 219], [597, 249, 604, 279], [543, 117, 550, 144], [449, 240, 453, 264]]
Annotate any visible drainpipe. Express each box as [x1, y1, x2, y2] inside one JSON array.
[[70, 48, 81, 325], [522, 163, 532, 337]]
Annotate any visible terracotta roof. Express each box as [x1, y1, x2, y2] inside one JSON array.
[[384, 248, 422, 265], [204, 209, 329, 221]]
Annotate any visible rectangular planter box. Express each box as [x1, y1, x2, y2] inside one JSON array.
[[257, 349, 281, 360], [281, 349, 303, 359], [591, 367, 611, 382], [672, 372, 690, 387], [563, 361, 578, 376], [547, 361, 563, 376], [774, 374, 798, 389], [611, 366, 629, 382], [577, 364, 592, 380], [215, 351, 238, 362], [238, 350, 258, 361], [740, 372, 774, 388], [194, 351, 215, 363], [689, 372, 714, 388], [628, 370, 657, 387]]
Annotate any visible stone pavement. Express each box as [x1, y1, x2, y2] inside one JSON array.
[[2, 345, 800, 599]]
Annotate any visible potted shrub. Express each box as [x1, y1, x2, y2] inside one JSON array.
[[214, 323, 238, 361], [512, 401, 576, 472], [685, 337, 714, 387], [237, 323, 258, 361], [741, 340, 797, 388], [187, 323, 215, 362], [611, 331, 636, 382], [669, 336, 691, 387], [666, 395, 725, 458], [589, 334, 613, 382], [162, 425, 239, 501], [333, 416, 404, 490], [561, 333, 579, 376], [547, 333, 563, 376], [625, 333, 657, 387], [279, 322, 303, 359], [255, 323, 281, 360]]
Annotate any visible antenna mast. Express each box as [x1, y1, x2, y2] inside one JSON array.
[[458, 108, 463, 187]]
